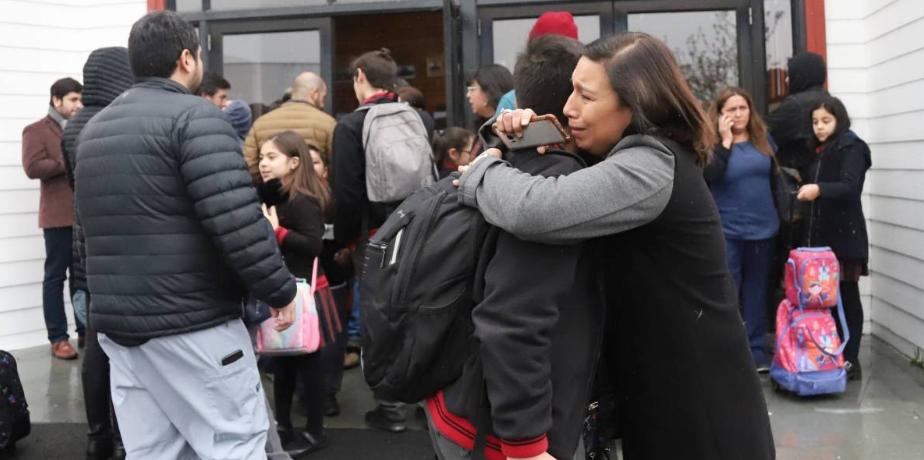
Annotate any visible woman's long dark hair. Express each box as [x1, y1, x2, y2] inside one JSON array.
[[263, 131, 331, 212], [470, 64, 514, 112], [810, 96, 851, 149], [710, 87, 774, 157], [583, 33, 715, 166]]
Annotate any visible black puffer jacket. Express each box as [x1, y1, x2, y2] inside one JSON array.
[[75, 77, 297, 343], [62, 47, 134, 293], [766, 52, 830, 175], [804, 130, 871, 262]]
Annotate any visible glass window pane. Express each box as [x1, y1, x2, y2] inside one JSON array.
[[175, 0, 201, 12], [223, 30, 321, 105], [764, 0, 793, 107], [492, 15, 600, 72], [210, 0, 414, 9], [628, 11, 738, 101]]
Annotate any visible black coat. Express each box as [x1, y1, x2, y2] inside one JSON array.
[[605, 139, 775, 460], [765, 86, 829, 175], [62, 47, 134, 294], [804, 130, 871, 262], [75, 77, 297, 343], [766, 51, 830, 176], [258, 179, 325, 279]]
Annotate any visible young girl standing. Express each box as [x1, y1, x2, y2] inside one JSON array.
[[258, 131, 333, 452], [797, 96, 872, 381]]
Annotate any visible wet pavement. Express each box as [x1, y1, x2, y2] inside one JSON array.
[[9, 335, 924, 459]]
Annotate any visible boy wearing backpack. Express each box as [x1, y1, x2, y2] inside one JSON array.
[[331, 48, 435, 433], [424, 36, 604, 460]]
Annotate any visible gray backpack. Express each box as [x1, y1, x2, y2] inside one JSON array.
[[359, 102, 436, 203]]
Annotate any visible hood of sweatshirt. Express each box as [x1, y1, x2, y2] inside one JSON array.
[[80, 47, 134, 108]]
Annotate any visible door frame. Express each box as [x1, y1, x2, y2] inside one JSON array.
[[206, 17, 335, 110]]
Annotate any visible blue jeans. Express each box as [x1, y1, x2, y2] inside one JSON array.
[[348, 278, 362, 342], [43, 227, 83, 343], [725, 237, 775, 368]]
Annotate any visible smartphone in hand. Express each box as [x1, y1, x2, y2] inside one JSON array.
[[496, 114, 570, 151]]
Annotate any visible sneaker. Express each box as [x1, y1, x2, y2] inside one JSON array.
[[51, 340, 78, 360], [298, 431, 329, 454], [365, 405, 407, 433], [756, 364, 771, 374]]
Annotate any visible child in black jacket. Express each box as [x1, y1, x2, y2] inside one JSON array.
[[797, 96, 872, 380], [258, 131, 333, 452]]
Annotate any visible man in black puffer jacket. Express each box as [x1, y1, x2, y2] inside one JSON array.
[[62, 46, 133, 460], [74, 12, 296, 460]]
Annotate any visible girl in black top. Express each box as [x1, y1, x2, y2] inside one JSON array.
[[258, 131, 331, 453], [797, 96, 871, 380]]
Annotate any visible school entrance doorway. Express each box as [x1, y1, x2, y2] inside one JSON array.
[[202, 9, 446, 120]]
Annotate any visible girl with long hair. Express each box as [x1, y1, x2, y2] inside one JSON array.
[[257, 131, 333, 454]]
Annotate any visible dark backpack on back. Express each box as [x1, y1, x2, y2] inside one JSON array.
[[359, 149, 583, 403], [0, 350, 30, 452], [360, 174, 492, 403]]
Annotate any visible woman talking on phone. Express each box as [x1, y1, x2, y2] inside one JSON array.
[[457, 33, 774, 459], [703, 87, 782, 373]]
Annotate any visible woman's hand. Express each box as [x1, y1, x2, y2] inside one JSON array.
[[718, 114, 734, 149], [494, 108, 538, 139], [262, 204, 280, 230], [453, 148, 503, 187], [797, 184, 821, 201]]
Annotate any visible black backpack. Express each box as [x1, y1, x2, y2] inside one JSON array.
[[360, 174, 492, 403], [0, 350, 30, 453]]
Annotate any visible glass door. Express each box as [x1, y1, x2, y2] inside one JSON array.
[[477, 2, 614, 72], [207, 17, 334, 111], [614, 0, 753, 103]]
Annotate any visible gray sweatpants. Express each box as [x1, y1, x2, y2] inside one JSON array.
[[99, 320, 269, 460]]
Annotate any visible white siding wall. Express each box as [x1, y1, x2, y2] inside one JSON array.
[[826, 0, 924, 357], [0, 0, 147, 350]]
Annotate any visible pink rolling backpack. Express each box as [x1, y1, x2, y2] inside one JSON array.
[[770, 247, 849, 395]]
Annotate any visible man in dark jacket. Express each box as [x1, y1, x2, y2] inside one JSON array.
[[425, 35, 603, 460], [74, 12, 296, 460], [331, 48, 434, 433], [765, 51, 829, 175], [22, 77, 84, 360], [62, 46, 134, 460]]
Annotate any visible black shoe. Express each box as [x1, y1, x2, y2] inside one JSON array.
[[299, 431, 329, 454], [86, 436, 113, 460], [365, 405, 407, 433], [110, 437, 125, 460], [846, 361, 862, 381], [277, 424, 295, 445], [324, 394, 340, 417]]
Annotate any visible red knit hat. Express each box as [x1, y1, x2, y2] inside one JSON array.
[[528, 11, 579, 41]]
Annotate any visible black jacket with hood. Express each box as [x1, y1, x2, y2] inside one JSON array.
[[62, 47, 134, 294], [75, 77, 297, 344], [765, 51, 830, 177]]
